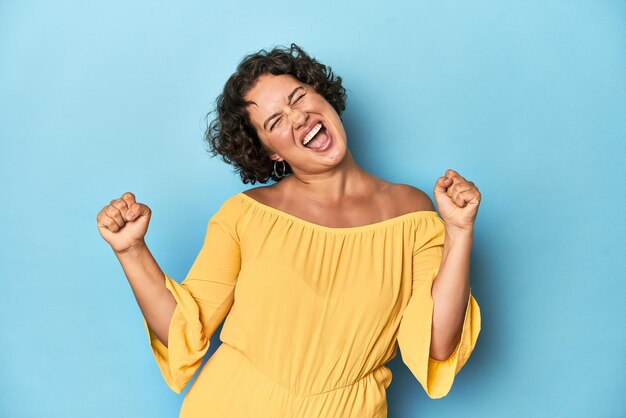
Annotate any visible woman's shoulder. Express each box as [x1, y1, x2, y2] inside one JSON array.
[[238, 184, 285, 216], [239, 179, 435, 216], [240, 183, 277, 203], [382, 181, 436, 215], [212, 190, 254, 219]]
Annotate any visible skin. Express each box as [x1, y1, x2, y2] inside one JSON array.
[[430, 169, 481, 360], [95, 73, 482, 359], [244, 73, 429, 226], [97, 194, 176, 347], [244, 73, 482, 361]]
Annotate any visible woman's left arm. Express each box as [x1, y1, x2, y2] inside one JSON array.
[[429, 168, 482, 361]]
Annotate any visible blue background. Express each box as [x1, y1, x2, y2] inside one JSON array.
[[1, 1, 624, 417]]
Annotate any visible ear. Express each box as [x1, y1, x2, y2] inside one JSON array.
[[269, 153, 283, 162], [257, 138, 280, 162]]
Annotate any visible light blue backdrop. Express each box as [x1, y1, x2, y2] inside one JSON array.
[[1, 0, 624, 417]]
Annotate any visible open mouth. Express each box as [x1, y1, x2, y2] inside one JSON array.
[[302, 122, 330, 150]]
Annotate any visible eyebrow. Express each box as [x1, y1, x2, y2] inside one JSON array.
[[262, 86, 305, 131]]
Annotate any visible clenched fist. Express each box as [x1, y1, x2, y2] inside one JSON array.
[[433, 168, 481, 233], [96, 192, 152, 254]]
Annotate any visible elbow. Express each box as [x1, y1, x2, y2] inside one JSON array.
[[153, 328, 169, 348], [429, 347, 453, 362], [160, 335, 169, 348], [429, 334, 460, 361]]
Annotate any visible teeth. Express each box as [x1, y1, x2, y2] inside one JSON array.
[[302, 122, 323, 146]]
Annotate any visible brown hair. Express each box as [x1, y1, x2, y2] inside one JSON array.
[[204, 43, 348, 184]]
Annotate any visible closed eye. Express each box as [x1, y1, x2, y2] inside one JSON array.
[[270, 117, 282, 131], [270, 94, 306, 131]]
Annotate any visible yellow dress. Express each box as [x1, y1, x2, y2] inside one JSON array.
[[142, 192, 481, 417]]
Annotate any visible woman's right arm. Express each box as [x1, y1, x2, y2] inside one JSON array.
[[114, 243, 175, 347], [97, 192, 175, 347]]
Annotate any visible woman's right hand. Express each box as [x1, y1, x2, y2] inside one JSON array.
[[97, 192, 152, 254]]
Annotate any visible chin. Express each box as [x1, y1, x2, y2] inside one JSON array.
[[325, 142, 349, 165]]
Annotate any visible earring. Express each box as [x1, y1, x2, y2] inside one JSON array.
[[273, 160, 286, 178]]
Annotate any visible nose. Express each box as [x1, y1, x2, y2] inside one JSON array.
[[284, 106, 307, 130]]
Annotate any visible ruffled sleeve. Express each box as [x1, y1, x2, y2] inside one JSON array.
[[397, 213, 481, 399], [142, 198, 241, 393]]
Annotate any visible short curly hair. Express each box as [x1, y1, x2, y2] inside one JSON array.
[[204, 43, 348, 184]]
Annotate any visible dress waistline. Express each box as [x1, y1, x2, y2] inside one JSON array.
[[221, 343, 392, 398]]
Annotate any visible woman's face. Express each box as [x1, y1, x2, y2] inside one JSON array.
[[244, 73, 347, 176]]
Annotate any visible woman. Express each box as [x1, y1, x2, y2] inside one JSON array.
[[96, 43, 482, 418]]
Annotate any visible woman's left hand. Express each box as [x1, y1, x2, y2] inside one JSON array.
[[433, 168, 482, 233]]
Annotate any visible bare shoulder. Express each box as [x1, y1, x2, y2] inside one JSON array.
[[241, 183, 280, 204], [241, 185, 268, 198], [389, 183, 436, 213], [243, 186, 272, 199]]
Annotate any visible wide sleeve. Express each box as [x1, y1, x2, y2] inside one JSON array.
[[396, 213, 481, 399], [141, 201, 241, 394]]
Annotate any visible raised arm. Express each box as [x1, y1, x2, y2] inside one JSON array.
[[115, 243, 176, 347], [97, 191, 175, 346]]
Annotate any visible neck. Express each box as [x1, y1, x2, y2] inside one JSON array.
[[281, 150, 376, 203]]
